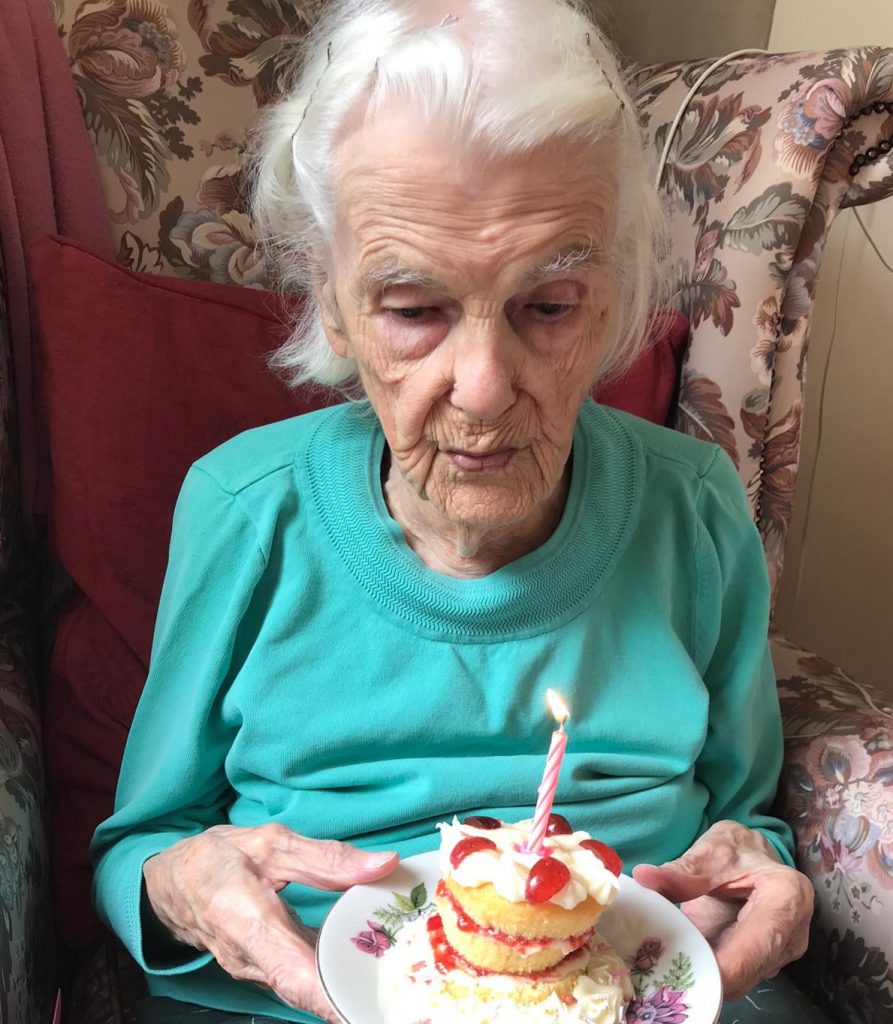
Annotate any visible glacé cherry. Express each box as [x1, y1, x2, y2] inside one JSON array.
[[450, 835, 497, 868], [580, 839, 623, 876], [462, 815, 501, 830], [525, 856, 571, 903], [545, 813, 573, 836]]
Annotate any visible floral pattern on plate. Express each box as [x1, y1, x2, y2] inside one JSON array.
[[351, 882, 435, 957], [628, 938, 693, 1022]]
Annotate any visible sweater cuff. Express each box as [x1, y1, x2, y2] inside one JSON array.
[[94, 832, 214, 976], [758, 827, 796, 869]]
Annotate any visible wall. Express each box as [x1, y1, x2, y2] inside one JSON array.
[[768, 2, 893, 695], [594, 0, 775, 65]]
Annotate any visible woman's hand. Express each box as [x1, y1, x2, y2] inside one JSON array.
[[632, 820, 813, 1001], [143, 823, 399, 1021]]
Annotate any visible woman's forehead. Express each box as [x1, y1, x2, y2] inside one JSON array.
[[332, 110, 618, 288], [342, 192, 615, 296], [335, 102, 617, 201]]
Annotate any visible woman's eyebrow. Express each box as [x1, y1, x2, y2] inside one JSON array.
[[359, 259, 446, 295], [359, 242, 602, 296], [526, 243, 603, 285]]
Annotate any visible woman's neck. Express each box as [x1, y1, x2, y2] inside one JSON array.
[[382, 454, 571, 579]]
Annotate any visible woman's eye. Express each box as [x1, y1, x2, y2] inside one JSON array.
[[526, 302, 575, 319], [388, 307, 436, 321]]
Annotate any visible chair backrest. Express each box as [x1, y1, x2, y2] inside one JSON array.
[[50, 0, 893, 603]]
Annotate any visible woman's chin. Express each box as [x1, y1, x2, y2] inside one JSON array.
[[427, 460, 557, 527], [429, 487, 548, 535]]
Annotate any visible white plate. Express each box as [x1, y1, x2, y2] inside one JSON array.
[[317, 850, 722, 1024]]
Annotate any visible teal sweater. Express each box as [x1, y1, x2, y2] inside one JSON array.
[[92, 399, 793, 1020]]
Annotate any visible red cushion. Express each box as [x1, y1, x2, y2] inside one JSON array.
[[31, 234, 688, 947], [594, 310, 689, 423]]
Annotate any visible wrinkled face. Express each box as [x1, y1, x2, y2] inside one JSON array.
[[321, 107, 618, 531]]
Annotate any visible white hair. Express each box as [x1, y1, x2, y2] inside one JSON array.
[[249, 0, 667, 391]]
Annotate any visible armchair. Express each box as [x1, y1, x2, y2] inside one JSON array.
[[0, 3, 891, 1022]]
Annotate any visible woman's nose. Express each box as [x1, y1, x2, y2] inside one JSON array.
[[449, 317, 518, 421]]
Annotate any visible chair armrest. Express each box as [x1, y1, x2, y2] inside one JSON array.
[[0, 605, 55, 1024], [771, 631, 893, 1022]]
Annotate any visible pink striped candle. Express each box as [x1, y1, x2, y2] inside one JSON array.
[[525, 689, 570, 854]]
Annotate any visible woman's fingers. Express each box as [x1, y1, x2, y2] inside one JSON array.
[[641, 864, 813, 1001], [632, 821, 762, 902], [633, 821, 814, 1003], [182, 881, 338, 1019], [284, 836, 399, 891], [676, 894, 740, 945], [632, 864, 719, 904], [142, 827, 356, 1019], [228, 823, 399, 891], [266, 941, 340, 1024], [716, 870, 813, 1000]]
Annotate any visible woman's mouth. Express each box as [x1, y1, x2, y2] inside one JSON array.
[[446, 448, 515, 472]]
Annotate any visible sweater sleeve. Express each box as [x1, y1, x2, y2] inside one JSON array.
[[91, 464, 267, 974], [694, 449, 795, 866]]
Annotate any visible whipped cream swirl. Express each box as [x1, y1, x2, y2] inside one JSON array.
[[438, 817, 620, 911]]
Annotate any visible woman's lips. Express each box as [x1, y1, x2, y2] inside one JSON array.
[[446, 448, 515, 472]]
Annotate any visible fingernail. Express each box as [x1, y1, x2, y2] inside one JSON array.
[[368, 851, 397, 867]]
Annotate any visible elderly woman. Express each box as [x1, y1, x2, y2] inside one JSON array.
[[91, 2, 814, 1022]]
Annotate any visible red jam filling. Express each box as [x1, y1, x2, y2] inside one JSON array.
[[436, 881, 594, 955], [427, 914, 491, 976], [426, 914, 588, 979]]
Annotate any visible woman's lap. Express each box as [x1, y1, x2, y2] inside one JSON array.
[[138, 972, 835, 1024], [135, 997, 288, 1024], [718, 970, 835, 1024]]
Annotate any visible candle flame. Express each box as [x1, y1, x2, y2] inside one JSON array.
[[546, 688, 570, 724]]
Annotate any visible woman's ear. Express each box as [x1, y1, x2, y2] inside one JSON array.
[[314, 278, 351, 359]]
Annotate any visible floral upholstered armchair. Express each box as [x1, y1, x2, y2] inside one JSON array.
[[0, 3, 892, 1024]]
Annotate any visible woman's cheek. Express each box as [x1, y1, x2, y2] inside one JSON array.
[[549, 320, 602, 386], [392, 381, 447, 448]]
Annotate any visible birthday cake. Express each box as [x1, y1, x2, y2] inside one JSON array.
[[377, 813, 632, 1024]]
